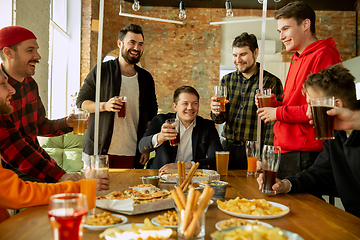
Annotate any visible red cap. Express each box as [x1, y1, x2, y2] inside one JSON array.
[[0, 26, 37, 49]]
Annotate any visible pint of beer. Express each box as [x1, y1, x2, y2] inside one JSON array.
[[310, 96, 335, 140], [73, 108, 88, 135], [256, 88, 272, 108], [214, 86, 227, 112], [117, 96, 127, 118]]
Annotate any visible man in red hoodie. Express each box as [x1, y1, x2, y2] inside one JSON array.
[[257, 1, 342, 179]]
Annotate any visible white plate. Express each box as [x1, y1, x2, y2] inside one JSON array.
[[84, 214, 128, 231], [217, 201, 289, 219], [151, 216, 178, 229], [215, 219, 273, 231], [114, 223, 144, 231]]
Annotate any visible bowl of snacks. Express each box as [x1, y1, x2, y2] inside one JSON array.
[[207, 181, 228, 199], [140, 175, 160, 187], [84, 212, 127, 231]]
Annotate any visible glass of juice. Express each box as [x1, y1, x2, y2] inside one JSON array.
[[80, 168, 97, 215], [117, 96, 127, 118], [215, 151, 229, 176], [214, 85, 227, 112], [245, 141, 258, 176], [261, 145, 281, 195], [256, 88, 272, 108], [48, 193, 88, 240], [72, 108, 88, 135], [165, 118, 180, 146], [309, 96, 335, 140]]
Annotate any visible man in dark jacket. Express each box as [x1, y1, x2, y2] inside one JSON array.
[[257, 65, 360, 218], [139, 86, 223, 171], [76, 23, 157, 169]]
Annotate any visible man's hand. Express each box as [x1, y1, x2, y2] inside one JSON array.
[[327, 107, 359, 130], [66, 113, 75, 127], [157, 122, 178, 145], [59, 172, 81, 182], [210, 97, 229, 115], [96, 173, 110, 191], [159, 162, 192, 172], [257, 107, 277, 123], [256, 173, 290, 193], [139, 153, 150, 165], [103, 96, 123, 113]]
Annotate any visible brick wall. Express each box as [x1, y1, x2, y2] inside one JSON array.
[[81, 1, 358, 118]]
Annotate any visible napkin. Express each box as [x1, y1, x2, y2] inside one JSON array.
[[96, 198, 134, 211]]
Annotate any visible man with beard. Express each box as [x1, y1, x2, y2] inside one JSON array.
[[210, 32, 283, 170], [77, 23, 157, 169], [0, 26, 80, 183]]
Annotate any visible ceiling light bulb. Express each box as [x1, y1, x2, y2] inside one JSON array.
[[179, 1, 186, 20], [225, 1, 234, 18], [179, 9, 187, 20], [274, 0, 281, 2], [132, 0, 140, 11]]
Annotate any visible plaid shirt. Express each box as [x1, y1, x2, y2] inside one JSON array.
[[211, 63, 283, 145], [0, 71, 71, 183]]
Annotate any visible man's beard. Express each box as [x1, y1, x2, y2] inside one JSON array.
[[0, 101, 13, 115], [121, 46, 142, 65], [236, 56, 256, 74]]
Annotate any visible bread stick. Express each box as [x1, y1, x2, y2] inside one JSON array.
[[181, 162, 185, 183], [177, 161, 183, 185], [181, 187, 195, 233], [170, 189, 184, 211], [191, 190, 201, 211], [180, 162, 199, 191], [184, 185, 215, 238], [176, 186, 186, 208]]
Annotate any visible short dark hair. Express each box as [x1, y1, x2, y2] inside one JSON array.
[[173, 86, 200, 104], [274, 1, 316, 35], [0, 44, 18, 62], [232, 32, 258, 53], [304, 64, 358, 110], [118, 23, 144, 41]]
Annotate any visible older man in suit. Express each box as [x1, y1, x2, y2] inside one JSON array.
[[139, 86, 223, 171]]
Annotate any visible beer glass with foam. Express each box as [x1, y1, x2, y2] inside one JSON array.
[[309, 96, 335, 140], [214, 86, 227, 112], [256, 88, 272, 108], [261, 145, 281, 195], [73, 108, 88, 135]]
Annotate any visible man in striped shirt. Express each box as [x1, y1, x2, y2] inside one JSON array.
[[211, 32, 283, 170]]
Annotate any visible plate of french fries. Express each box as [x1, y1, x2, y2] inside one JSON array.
[[84, 212, 128, 231], [211, 224, 304, 240], [217, 197, 290, 219], [215, 218, 273, 231], [151, 210, 178, 229]]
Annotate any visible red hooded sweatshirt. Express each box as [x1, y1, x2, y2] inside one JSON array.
[[273, 38, 341, 153]]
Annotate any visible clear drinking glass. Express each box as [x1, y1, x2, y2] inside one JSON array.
[[72, 108, 88, 135], [214, 86, 227, 112], [48, 193, 88, 240], [256, 88, 272, 108], [165, 118, 180, 146], [245, 141, 258, 176], [261, 145, 281, 195], [309, 96, 335, 140]]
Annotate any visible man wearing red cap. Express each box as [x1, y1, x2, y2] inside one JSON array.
[[0, 26, 80, 183]]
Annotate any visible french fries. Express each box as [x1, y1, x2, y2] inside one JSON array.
[[99, 218, 172, 239], [217, 197, 288, 216], [156, 210, 178, 226], [211, 224, 289, 240], [218, 218, 259, 230], [85, 212, 123, 226]]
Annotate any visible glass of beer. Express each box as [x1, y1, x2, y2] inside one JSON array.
[[256, 88, 272, 108], [309, 96, 335, 140], [261, 145, 281, 195], [245, 141, 258, 177], [73, 108, 88, 135], [214, 86, 227, 112], [165, 118, 180, 146], [117, 96, 127, 118], [90, 155, 109, 174], [48, 193, 88, 240], [215, 151, 229, 176]]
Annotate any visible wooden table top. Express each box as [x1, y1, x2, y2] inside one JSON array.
[[1, 169, 360, 240]]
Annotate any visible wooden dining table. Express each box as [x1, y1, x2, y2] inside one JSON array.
[[1, 169, 360, 240]]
